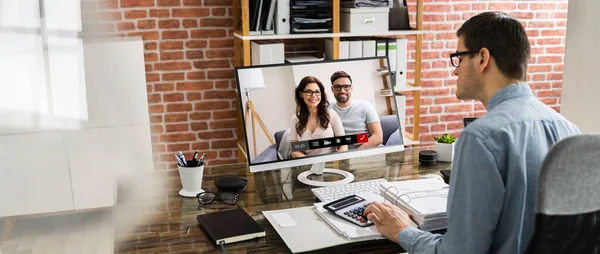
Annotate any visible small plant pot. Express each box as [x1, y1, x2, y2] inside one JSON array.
[[435, 142, 455, 162]]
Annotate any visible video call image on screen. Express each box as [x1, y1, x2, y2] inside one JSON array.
[[235, 57, 405, 166]]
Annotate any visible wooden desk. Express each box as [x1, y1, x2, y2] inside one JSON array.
[[115, 147, 451, 254]]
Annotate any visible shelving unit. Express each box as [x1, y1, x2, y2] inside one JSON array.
[[233, 0, 424, 160]]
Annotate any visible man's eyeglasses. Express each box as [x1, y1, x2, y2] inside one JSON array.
[[449, 49, 481, 67], [197, 191, 240, 205], [302, 90, 322, 97], [332, 84, 352, 91]]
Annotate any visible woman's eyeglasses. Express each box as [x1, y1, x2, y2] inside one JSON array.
[[449, 49, 481, 67], [302, 90, 322, 97], [332, 84, 352, 91], [196, 191, 240, 205]]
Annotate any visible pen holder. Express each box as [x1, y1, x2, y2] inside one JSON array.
[[178, 161, 205, 198]]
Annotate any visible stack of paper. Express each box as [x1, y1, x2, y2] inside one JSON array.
[[379, 179, 449, 231], [341, 0, 390, 8]]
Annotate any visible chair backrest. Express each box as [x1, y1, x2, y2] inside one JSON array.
[[526, 134, 600, 254]]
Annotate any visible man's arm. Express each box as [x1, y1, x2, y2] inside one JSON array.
[[357, 121, 383, 149], [366, 131, 506, 254]]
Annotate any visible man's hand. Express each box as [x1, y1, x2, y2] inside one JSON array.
[[363, 202, 417, 243]]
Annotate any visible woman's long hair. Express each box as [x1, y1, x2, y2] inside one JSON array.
[[294, 76, 330, 136]]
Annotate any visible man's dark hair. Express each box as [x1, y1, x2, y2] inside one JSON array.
[[330, 71, 352, 85], [457, 11, 531, 80]]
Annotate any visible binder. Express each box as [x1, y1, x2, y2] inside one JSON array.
[[339, 40, 350, 59], [396, 38, 407, 87], [349, 40, 363, 59], [275, 0, 290, 34], [362, 40, 376, 57], [197, 208, 266, 245]]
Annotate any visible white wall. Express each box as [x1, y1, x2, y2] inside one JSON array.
[[560, 0, 600, 132]]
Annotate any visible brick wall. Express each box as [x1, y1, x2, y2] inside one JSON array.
[[404, 0, 569, 143], [82, 0, 568, 170]]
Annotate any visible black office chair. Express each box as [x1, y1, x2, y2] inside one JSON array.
[[526, 134, 600, 254]]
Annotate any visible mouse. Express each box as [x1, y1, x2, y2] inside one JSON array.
[[421, 174, 444, 182]]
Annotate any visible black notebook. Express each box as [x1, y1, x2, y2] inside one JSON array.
[[197, 208, 266, 245]]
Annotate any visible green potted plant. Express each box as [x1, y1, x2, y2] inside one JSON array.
[[434, 133, 457, 162]]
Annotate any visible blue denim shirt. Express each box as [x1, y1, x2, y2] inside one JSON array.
[[397, 82, 580, 253]]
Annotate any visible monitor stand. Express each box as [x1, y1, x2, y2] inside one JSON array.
[[297, 162, 355, 187]]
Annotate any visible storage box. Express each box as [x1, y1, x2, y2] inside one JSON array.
[[251, 41, 285, 65], [340, 8, 389, 33]]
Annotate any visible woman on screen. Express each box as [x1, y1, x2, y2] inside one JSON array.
[[290, 76, 347, 158]]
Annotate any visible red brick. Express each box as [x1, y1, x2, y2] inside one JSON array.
[[422, 70, 450, 79], [191, 122, 209, 131], [511, 12, 534, 19], [182, 19, 198, 28], [441, 113, 469, 122], [207, 70, 234, 79], [219, 150, 233, 158], [150, 115, 163, 123], [149, 105, 165, 113], [191, 112, 210, 120], [436, 32, 456, 40], [162, 30, 188, 39], [150, 9, 170, 18], [205, 49, 234, 58], [553, 65, 564, 72], [124, 10, 147, 19], [545, 47, 564, 54], [471, 3, 486, 10], [158, 0, 180, 6], [162, 73, 184, 82], [447, 14, 461, 21], [213, 110, 238, 119], [529, 21, 554, 28], [211, 139, 238, 149], [191, 142, 210, 150], [424, 4, 451, 12], [166, 103, 192, 112], [529, 82, 551, 90], [155, 83, 174, 92], [183, 0, 202, 6], [197, 130, 234, 139], [423, 14, 444, 22], [146, 73, 160, 82], [152, 144, 166, 153], [420, 116, 439, 124], [167, 144, 190, 152], [154, 61, 191, 71], [159, 19, 180, 29], [445, 104, 472, 113], [541, 29, 566, 36], [489, 3, 516, 10], [209, 39, 234, 48], [537, 38, 561, 45], [164, 93, 185, 102], [145, 53, 158, 62], [200, 18, 234, 27], [146, 85, 152, 93], [145, 42, 157, 50], [531, 3, 556, 10], [448, 122, 463, 130], [193, 60, 230, 69], [535, 13, 550, 19], [557, 20, 567, 27], [526, 30, 539, 37], [165, 113, 188, 122], [98, 1, 118, 9], [121, 0, 155, 8], [191, 29, 227, 38], [429, 106, 443, 114], [215, 81, 230, 89], [186, 92, 202, 101], [117, 22, 136, 31], [194, 101, 230, 110], [422, 80, 443, 88], [160, 52, 184, 61], [204, 0, 232, 6], [540, 98, 557, 105], [177, 81, 213, 91], [137, 20, 156, 29], [147, 94, 161, 103], [186, 50, 204, 59], [128, 31, 159, 40], [453, 4, 470, 11], [172, 8, 210, 17], [204, 91, 237, 99], [166, 123, 189, 132], [551, 12, 567, 19], [212, 8, 226, 16], [547, 73, 563, 81], [160, 41, 184, 50], [187, 71, 206, 80], [538, 56, 562, 63], [186, 40, 208, 48], [162, 133, 196, 142]]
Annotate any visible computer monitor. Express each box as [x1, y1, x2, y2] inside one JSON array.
[[234, 57, 405, 187]]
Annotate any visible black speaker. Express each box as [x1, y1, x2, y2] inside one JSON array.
[[214, 176, 247, 192]]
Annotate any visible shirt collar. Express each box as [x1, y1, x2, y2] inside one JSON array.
[[487, 82, 533, 111]]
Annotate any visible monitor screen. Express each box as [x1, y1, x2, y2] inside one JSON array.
[[235, 57, 405, 172]]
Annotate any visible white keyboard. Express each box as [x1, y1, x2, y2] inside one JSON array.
[[311, 178, 388, 202]]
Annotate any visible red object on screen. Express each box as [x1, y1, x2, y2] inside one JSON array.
[[356, 133, 368, 143]]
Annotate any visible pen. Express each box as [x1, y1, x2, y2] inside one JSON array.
[[175, 154, 184, 167], [178, 151, 188, 167], [193, 150, 199, 161], [199, 153, 206, 165]]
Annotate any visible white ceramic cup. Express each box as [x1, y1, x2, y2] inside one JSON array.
[[178, 163, 204, 197]]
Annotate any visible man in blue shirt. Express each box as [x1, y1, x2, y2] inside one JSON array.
[[364, 11, 580, 253]]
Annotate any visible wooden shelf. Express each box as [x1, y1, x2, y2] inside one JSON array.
[[403, 131, 420, 146], [234, 30, 426, 41]]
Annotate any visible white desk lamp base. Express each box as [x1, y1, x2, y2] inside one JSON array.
[[297, 162, 355, 187]]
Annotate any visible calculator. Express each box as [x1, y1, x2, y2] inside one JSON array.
[[323, 194, 373, 227]]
